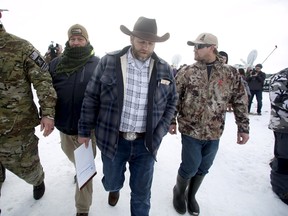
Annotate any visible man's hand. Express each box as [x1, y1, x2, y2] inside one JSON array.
[[78, 136, 90, 148], [40, 117, 55, 137], [237, 132, 249, 144], [169, 124, 177, 135]]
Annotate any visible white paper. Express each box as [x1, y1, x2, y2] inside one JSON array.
[[74, 140, 96, 190]]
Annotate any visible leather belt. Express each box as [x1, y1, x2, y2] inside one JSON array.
[[119, 131, 145, 141]]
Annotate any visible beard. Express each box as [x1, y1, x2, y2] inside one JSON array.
[[131, 45, 152, 62]]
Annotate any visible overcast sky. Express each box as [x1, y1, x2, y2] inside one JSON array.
[[2, 0, 288, 73]]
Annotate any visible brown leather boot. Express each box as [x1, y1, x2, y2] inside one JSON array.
[[108, 191, 120, 206]]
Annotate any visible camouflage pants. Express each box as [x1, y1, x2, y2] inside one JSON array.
[[0, 128, 44, 193]]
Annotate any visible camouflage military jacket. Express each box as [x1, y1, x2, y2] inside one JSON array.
[[173, 60, 249, 140], [0, 27, 57, 135], [268, 68, 288, 134]]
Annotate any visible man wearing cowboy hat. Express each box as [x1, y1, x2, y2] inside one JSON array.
[[78, 16, 178, 215]]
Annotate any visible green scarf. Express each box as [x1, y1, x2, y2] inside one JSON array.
[[56, 41, 94, 76]]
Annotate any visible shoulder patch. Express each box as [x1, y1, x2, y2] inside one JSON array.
[[29, 50, 48, 71]]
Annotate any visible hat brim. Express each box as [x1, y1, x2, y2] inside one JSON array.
[[187, 40, 206, 46], [120, 25, 170, 43]]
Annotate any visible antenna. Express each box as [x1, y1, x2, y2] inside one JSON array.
[[262, 45, 278, 65]]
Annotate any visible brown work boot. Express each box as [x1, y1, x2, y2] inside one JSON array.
[[108, 191, 120, 206]]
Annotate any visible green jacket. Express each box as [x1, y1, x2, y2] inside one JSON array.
[[0, 26, 57, 135]]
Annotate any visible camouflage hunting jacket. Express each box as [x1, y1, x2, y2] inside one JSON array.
[[0, 26, 57, 135], [173, 59, 249, 140], [268, 68, 288, 134]]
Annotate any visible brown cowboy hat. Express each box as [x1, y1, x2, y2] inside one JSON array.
[[120, 16, 170, 42]]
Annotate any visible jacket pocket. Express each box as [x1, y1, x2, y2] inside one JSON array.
[[100, 75, 117, 102], [154, 81, 171, 109]]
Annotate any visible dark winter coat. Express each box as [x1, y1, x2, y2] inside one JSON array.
[[78, 46, 178, 160], [49, 55, 100, 135], [247, 71, 266, 91]]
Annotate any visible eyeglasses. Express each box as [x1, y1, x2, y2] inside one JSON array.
[[194, 44, 212, 50]]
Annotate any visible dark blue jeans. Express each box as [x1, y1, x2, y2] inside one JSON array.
[[248, 90, 263, 114], [178, 134, 219, 179], [101, 136, 155, 216]]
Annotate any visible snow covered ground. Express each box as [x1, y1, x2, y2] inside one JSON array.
[[1, 92, 287, 216]]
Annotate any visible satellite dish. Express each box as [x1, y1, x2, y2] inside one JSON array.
[[247, 50, 258, 67]]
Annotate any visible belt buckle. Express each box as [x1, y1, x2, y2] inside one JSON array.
[[124, 132, 137, 141]]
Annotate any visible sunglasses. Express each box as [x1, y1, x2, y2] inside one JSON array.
[[194, 44, 212, 50]]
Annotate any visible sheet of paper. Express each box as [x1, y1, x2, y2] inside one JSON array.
[[74, 140, 96, 190]]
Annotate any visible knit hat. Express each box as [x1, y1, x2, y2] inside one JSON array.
[[68, 24, 89, 41]]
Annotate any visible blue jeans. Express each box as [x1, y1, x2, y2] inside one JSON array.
[[178, 134, 219, 179], [101, 136, 155, 216], [248, 90, 263, 114]]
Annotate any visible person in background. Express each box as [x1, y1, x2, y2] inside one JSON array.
[[44, 42, 63, 63], [78, 16, 178, 216], [246, 63, 266, 115], [219, 51, 233, 112], [0, 18, 57, 204], [171, 64, 178, 77], [245, 66, 253, 77], [169, 33, 249, 215], [268, 68, 288, 205], [48, 24, 100, 216], [219, 51, 228, 64]]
